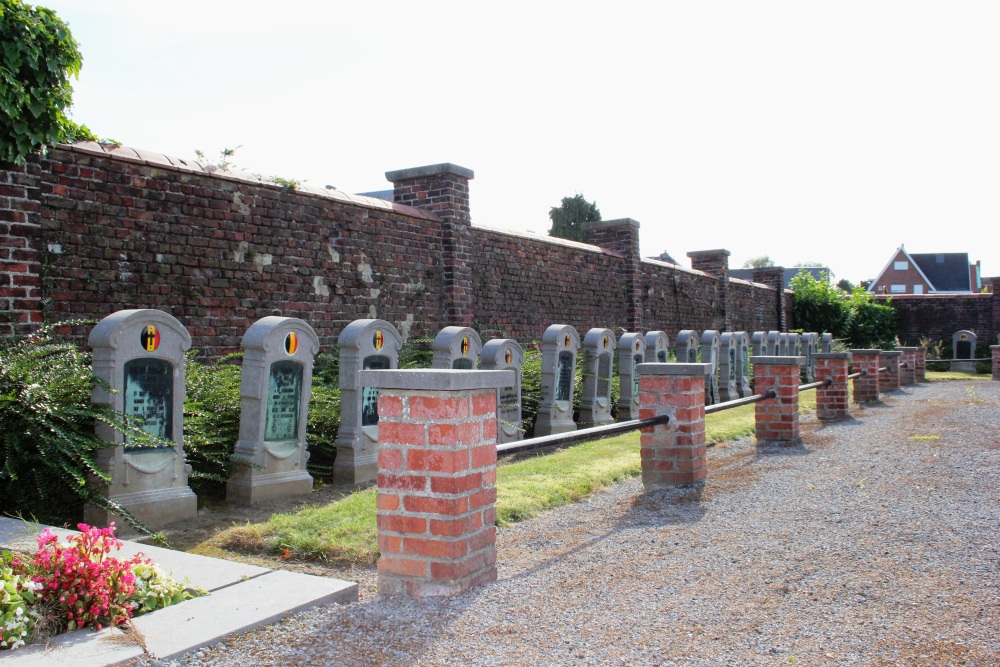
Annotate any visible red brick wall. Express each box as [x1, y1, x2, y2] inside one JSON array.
[[879, 294, 995, 349]]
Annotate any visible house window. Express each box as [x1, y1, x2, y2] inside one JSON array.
[[894, 261, 908, 271], [913, 285, 923, 294], [890, 285, 906, 293]]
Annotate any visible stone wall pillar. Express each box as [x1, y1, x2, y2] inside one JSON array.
[[915, 348, 927, 382], [881, 350, 902, 391], [361, 369, 513, 598], [751, 356, 803, 445], [895, 347, 917, 386], [583, 218, 642, 331], [688, 249, 731, 331], [386, 163, 475, 327], [752, 266, 788, 331], [851, 350, 882, 403], [991, 345, 1000, 381], [814, 353, 851, 420], [636, 363, 711, 490]]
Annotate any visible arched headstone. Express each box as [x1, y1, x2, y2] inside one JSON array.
[[480, 339, 524, 444], [85, 309, 197, 530], [675, 330, 700, 363], [953, 330, 977, 373], [735, 331, 752, 398], [580, 328, 617, 427], [718, 332, 738, 402], [802, 332, 819, 382], [778, 333, 789, 356], [432, 327, 483, 369], [766, 331, 780, 356], [700, 330, 721, 405], [617, 333, 646, 420], [228, 317, 319, 504], [821, 332, 834, 354], [333, 319, 403, 484], [644, 331, 670, 363], [751, 331, 767, 356], [535, 325, 580, 436]]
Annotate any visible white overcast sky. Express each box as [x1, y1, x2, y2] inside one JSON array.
[[39, 0, 999, 284]]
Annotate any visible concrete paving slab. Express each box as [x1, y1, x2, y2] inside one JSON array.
[[132, 569, 358, 660], [1, 626, 144, 667]]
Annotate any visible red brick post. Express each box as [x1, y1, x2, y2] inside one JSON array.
[[751, 356, 803, 445], [915, 348, 927, 382], [814, 353, 851, 420], [359, 368, 514, 598], [895, 347, 917, 386], [992, 346, 1000, 381], [851, 350, 882, 403], [881, 350, 902, 391], [636, 363, 711, 490]]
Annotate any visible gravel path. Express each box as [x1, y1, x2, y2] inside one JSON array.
[[151, 380, 999, 667]]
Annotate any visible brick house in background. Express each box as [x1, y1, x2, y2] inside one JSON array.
[[867, 246, 983, 295]]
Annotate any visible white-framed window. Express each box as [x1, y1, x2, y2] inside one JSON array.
[[913, 285, 923, 294], [894, 261, 908, 271], [890, 284, 906, 293]]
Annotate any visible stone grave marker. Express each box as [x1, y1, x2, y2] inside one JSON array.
[[700, 330, 721, 405], [718, 332, 739, 402], [644, 331, 670, 363], [480, 338, 524, 443], [535, 324, 581, 436], [802, 332, 819, 382], [85, 309, 197, 530], [675, 330, 700, 363], [778, 333, 789, 356], [617, 333, 646, 420], [953, 330, 977, 373], [228, 317, 319, 505], [332, 319, 403, 484], [751, 331, 767, 356], [735, 331, 752, 398], [821, 332, 834, 354], [766, 331, 780, 355], [432, 326, 483, 369], [580, 328, 617, 427]]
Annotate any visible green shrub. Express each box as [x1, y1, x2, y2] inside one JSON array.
[[790, 269, 848, 336], [844, 288, 898, 349], [305, 382, 340, 479], [183, 353, 243, 499], [399, 337, 434, 368]]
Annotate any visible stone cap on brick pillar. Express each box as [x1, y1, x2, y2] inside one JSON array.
[[636, 362, 712, 376], [749, 356, 806, 365], [881, 350, 903, 358], [581, 218, 641, 232], [686, 249, 731, 258], [812, 352, 852, 360], [894, 346, 920, 351], [849, 349, 883, 355], [384, 163, 475, 182], [358, 368, 513, 391], [687, 249, 731, 277]]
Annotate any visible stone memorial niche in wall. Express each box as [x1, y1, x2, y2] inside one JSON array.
[[480, 338, 524, 444], [227, 317, 319, 505], [332, 319, 403, 485], [766, 331, 780, 356], [617, 333, 646, 420], [952, 330, 977, 373], [718, 332, 738, 402], [432, 326, 483, 370], [700, 330, 721, 405], [579, 328, 617, 427], [644, 331, 670, 363], [751, 331, 767, 357], [535, 324, 581, 436], [821, 333, 834, 354], [675, 330, 700, 363], [735, 331, 752, 398], [85, 310, 197, 531]]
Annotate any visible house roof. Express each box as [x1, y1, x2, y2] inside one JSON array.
[[910, 253, 972, 292]]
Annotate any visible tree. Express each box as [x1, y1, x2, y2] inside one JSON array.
[[549, 194, 600, 242], [790, 270, 848, 338], [742, 255, 776, 269], [836, 278, 856, 292], [0, 0, 91, 165]]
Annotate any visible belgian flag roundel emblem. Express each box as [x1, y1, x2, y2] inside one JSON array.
[[635, 340, 641, 352], [285, 332, 298, 355], [460, 337, 470, 355], [373, 330, 384, 351], [140, 325, 160, 352], [564, 334, 571, 348], [603, 336, 609, 349], [505, 348, 513, 365]]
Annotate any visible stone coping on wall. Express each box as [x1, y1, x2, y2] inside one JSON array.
[[470, 223, 613, 255], [813, 352, 852, 360], [750, 356, 807, 365], [641, 257, 712, 278], [358, 368, 514, 391], [59, 142, 440, 221], [635, 362, 713, 376]]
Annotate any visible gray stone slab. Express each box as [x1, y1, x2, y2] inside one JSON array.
[[359, 368, 513, 391], [3, 627, 144, 667], [132, 570, 358, 660], [636, 363, 712, 376], [750, 356, 807, 365]]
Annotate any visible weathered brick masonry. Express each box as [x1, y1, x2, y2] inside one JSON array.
[[882, 293, 999, 352]]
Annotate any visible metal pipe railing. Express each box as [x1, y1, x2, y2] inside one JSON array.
[[496, 414, 670, 456], [704, 390, 775, 414]]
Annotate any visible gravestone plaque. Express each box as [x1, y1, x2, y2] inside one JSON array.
[[952, 330, 977, 373], [718, 332, 738, 402], [766, 331, 780, 356], [644, 331, 670, 363], [536, 325, 580, 436], [432, 327, 483, 370], [778, 333, 789, 356], [821, 332, 834, 354], [333, 319, 402, 484], [675, 330, 700, 363], [228, 317, 319, 505], [85, 310, 196, 531], [751, 331, 767, 357], [617, 333, 646, 420], [700, 330, 721, 405], [802, 333, 819, 382], [734, 331, 752, 398], [580, 328, 617, 427], [481, 339, 524, 444]]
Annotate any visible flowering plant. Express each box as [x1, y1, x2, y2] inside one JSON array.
[[127, 557, 198, 615], [1, 550, 38, 650]]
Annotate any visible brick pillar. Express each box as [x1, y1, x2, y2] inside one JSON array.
[[751, 356, 803, 445], [752, 266, 788, 331], [895, 347, 917, 385], [915, 347, 927, 382], [991, 346, 1000, 381], [688, 249, 732, 331], [814, 353, 851, 420], [360, 368, 513, 598], [991, 277, 1000, 342], [583, 218, 642, 331], [881, 350, 902, 391], [636, 362, 711, 490], [0, 158, 44, 335], [386, 163, 475, 327], [851, 350, 882, 403]]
